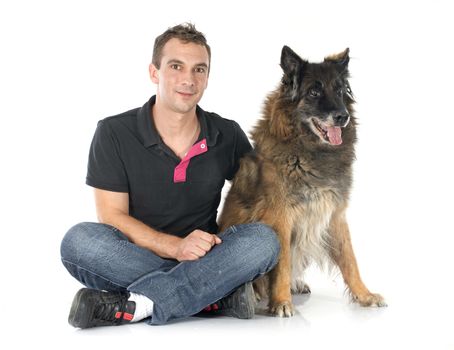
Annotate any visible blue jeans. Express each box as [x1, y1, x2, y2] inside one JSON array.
[[60, 222, 280, 325]]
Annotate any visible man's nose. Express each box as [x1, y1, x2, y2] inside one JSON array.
[[181, 70, 195, 86]]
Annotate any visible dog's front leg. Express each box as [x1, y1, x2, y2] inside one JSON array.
[[329, 208, 387, 307], [263, 211, 294, 317]]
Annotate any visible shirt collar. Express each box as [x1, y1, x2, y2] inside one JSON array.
[[137, 95, 219, 148]]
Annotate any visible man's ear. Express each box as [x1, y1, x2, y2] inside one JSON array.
[[149, 63, 159, 84]]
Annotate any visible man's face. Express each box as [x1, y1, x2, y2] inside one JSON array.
[[150, 38, 209, 115]]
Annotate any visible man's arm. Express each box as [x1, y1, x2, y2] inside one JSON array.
[[94, 188, 221, 261]]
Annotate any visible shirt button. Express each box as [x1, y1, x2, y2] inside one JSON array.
[[200, 144, 206, 149]]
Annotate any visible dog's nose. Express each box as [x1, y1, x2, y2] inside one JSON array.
[[334, 111, 350, 127]]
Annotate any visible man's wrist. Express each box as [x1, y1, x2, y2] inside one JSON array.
[[153, 232, 181, 259]]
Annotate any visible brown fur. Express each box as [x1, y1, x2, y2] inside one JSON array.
[[219, 47, 386, 317]]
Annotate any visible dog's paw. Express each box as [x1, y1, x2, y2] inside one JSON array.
[[292, 280, 311, 295], [354, 292, 387, 307], [269, 301, 295, 317]]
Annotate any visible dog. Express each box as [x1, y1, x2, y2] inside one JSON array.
[[218, 46, 386, 317]]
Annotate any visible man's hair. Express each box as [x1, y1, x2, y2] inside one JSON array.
[[152, 23, 211, 69]]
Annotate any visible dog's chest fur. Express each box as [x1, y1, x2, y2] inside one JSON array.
[[289, 188, 338, 278], [278, 153, 347, 277]]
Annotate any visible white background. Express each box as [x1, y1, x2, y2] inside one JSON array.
[[1, 0, 453, 349]]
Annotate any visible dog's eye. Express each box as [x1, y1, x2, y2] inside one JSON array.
[[309, 88, 321, 98], [343, 80, 353, 96]]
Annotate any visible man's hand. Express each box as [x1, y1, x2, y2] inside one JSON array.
[[93, 188, 223, 261], [174, 229, 222, 261]]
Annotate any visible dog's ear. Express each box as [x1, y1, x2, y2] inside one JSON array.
[[280, 45, 306, 75], [280, 46, 307, 101], [324, 48, 350, 72]]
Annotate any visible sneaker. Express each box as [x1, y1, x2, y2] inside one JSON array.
[[68, 288, 136, 329], [200, 282, 255, 319]]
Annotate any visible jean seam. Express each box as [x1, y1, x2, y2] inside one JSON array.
[[61, 258, 127, 290]]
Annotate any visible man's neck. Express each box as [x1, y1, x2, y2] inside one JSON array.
[[152, 103, 198, 141]]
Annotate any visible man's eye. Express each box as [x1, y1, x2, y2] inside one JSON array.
[[195, 67, 206, 73], [171, 64, 181, 70]]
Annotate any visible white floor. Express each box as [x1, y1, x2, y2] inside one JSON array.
[[5, 260, 452, 350]]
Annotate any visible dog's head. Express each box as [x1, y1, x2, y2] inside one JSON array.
[[280, 46, 354, 146]]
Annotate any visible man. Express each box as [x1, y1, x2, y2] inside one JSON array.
[[60, 23, 280, 327]]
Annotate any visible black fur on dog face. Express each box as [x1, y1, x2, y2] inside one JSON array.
[[280, 46, 354, 146]]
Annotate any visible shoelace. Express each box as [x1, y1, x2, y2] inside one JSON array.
[[94, 298, 127, 324]]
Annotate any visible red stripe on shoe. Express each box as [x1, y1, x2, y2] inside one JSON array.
[[115, 312, 122, 319], [123, 312, 134, 321]]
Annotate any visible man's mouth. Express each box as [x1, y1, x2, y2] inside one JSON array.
[[176, 91, 196, 97], [311, 118, 343, 146]]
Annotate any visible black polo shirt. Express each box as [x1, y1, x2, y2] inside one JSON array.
[[86, 96, 252, 237]]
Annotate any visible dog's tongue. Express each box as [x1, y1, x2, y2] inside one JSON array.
[[327, 126, 342, 145]]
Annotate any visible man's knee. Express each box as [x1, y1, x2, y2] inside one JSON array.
[[61, 222, 95, 262], [251, 223, 280, 270], [232, 222, 280, 272], [61, 222, 118, 262]]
